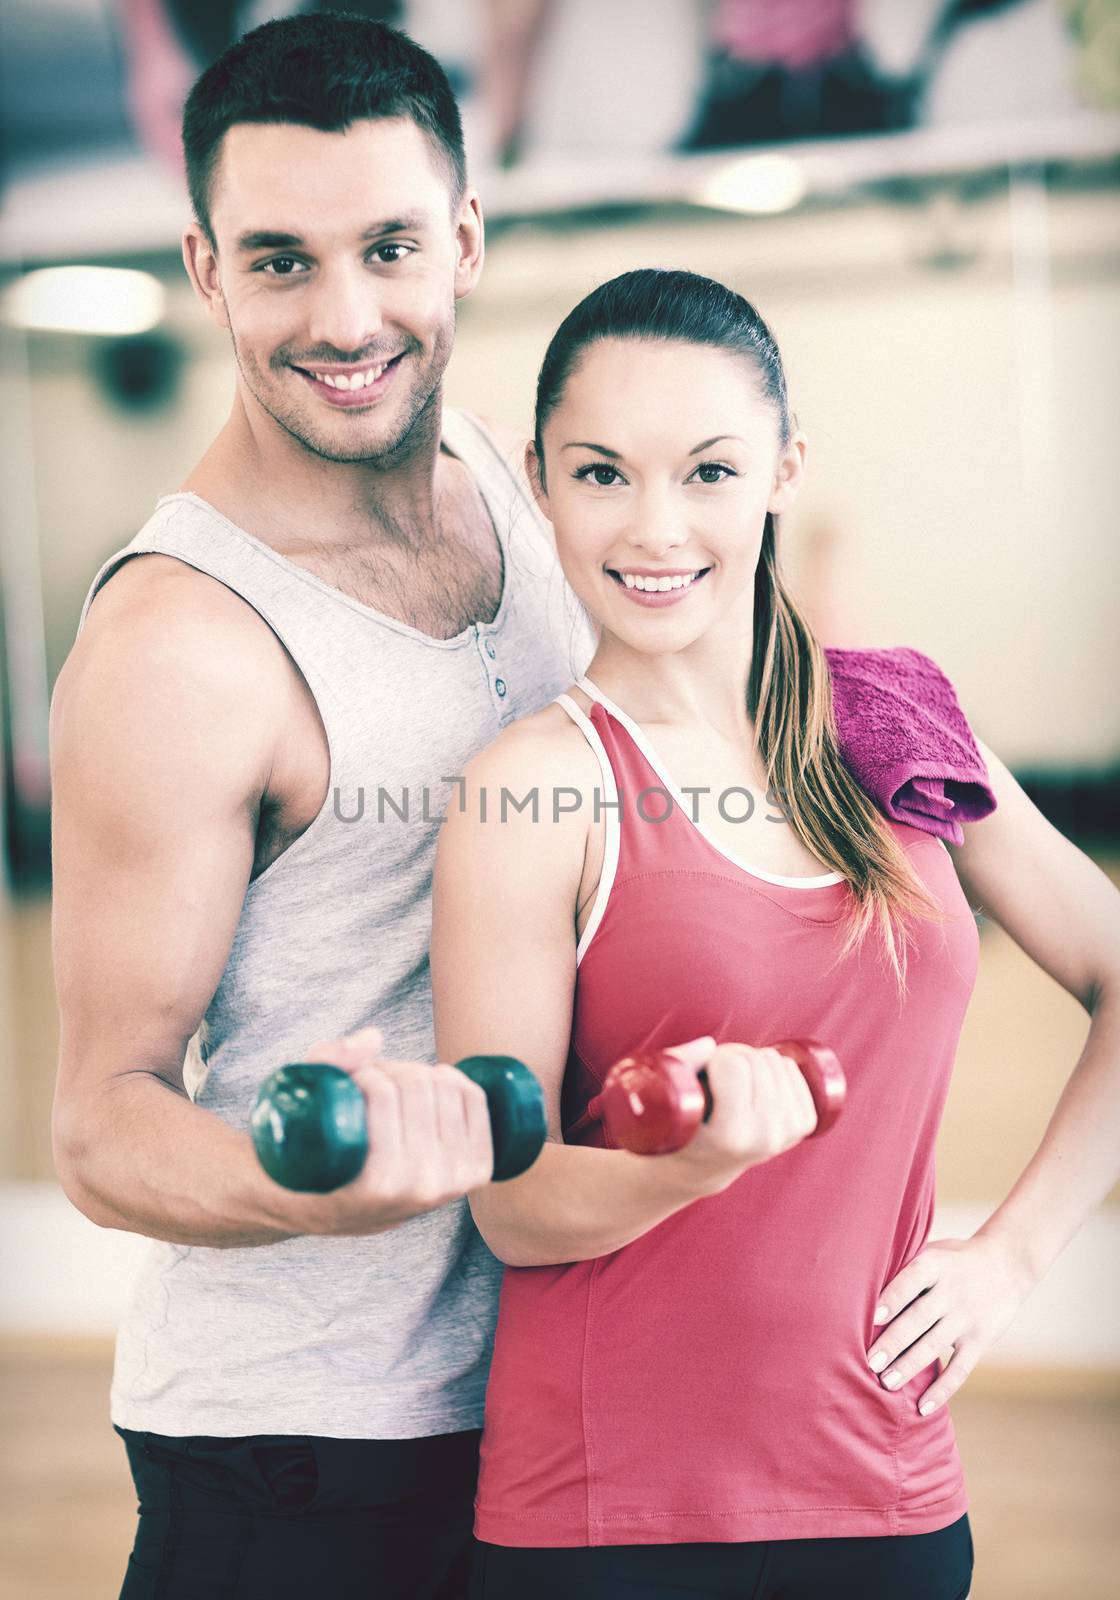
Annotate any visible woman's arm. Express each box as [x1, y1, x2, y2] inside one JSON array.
[[863, 734, 1120, 1415], [430, 718, 719, 1268], [946, 734, 1120, 1281]]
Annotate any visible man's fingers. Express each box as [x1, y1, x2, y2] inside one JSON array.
[[303, 1040, 353, 1069], [303, 1026, 384, 1073], [432, 1063, 470, 1149], [336, 1026, 385, 1065], [290, 1044, 494, 1202], [460, 1073, 495, 1184], [347, 1059, 403, 1131], [384, 1058, 441, 1164], [345, 1025, 384, 1049]]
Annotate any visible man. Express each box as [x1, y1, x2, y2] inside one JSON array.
[[49, 14, 595, 1597]]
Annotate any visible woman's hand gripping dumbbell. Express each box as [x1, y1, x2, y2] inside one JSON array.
[[581, 1036, 846, 1192], [251, 1027, 548, 1204]]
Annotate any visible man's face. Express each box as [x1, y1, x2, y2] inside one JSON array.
[[199, 117, 480, 464]]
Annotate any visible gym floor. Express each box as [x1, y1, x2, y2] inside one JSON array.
[[1, 1351, 1116, 1600]]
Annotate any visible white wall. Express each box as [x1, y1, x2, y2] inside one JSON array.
[[443, 188, 1120, 766], [3, 1183, 1117, 1369], [26, 184, 1118, 768]]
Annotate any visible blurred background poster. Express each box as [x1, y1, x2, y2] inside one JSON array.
[[1, 3, 1118, 1597]]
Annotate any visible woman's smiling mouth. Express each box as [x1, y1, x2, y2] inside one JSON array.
[[605, 565, 713, 606]]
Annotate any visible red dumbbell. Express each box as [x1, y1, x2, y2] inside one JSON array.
[[585, 1039, 846, 1155]]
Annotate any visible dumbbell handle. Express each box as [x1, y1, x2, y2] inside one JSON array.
[[583, 1039, 845, 1155]]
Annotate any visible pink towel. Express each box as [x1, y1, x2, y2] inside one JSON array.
[[825, 646, 996, 846]]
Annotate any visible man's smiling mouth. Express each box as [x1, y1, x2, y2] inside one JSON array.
[[291, 353, 407, 403], [293, 353, 404, 388]]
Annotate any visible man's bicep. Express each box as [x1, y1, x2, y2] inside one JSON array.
[[49, 614, 270, 1104]]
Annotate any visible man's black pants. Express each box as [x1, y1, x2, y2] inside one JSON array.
[[115, 1424, 481, 1599]]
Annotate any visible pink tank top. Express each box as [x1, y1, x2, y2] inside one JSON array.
[[473, 674, 980, 1548]]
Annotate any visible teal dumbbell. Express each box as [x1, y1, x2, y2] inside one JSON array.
[[251, 1055, 547, 1193]]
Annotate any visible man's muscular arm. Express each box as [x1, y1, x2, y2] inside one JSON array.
[[50, 557, 495, 1247], [50, 556, 322, 1245]]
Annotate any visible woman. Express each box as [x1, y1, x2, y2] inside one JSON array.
[[430, 269, 1120, 1600]]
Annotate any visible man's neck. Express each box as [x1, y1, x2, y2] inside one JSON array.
[[181, 391, 453, 560]]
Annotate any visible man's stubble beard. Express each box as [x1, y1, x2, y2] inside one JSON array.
[[229, 308, 456, 469]]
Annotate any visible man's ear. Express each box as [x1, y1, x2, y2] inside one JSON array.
[[182, 223, 230, 331], [452, 188, 485, 303], [525, 441, 551, 519], [767, 429, 807, 517]]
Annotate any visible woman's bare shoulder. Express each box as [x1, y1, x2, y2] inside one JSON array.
[[439, 700, 597, 910], [466, 696, 602, 791]]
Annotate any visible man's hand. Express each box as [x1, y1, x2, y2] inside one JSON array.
[[295, 1027, 497, 1235]]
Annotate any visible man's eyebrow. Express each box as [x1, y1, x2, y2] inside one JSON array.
[[235, 213, 431, 253], [561, 442, 620, 457]]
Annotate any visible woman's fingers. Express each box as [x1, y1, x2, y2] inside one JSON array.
[[662, 1035, 717, 1070]]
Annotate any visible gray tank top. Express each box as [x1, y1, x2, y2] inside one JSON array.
[[76, 408, 597, 1438]]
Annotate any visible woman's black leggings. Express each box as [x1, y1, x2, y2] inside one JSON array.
[[471, 1513, 974, 1600]]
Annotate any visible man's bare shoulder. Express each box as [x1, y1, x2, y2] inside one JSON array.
[[68, 553, 288, 693], [472, 412, 530, 468], [52, 554, 290, 789]]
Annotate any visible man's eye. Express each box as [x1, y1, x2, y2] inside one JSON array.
[[260, 256, 306, 277], [690, 461, 735, 484], [371, 243, 414, 264], [574, 463, 622, 487]]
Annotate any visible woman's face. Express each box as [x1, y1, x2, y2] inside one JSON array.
[[532, 338, 805, 657]]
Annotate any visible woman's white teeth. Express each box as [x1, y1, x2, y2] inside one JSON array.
[[622, 571, 700, 591], [316, 363, 387, 390]]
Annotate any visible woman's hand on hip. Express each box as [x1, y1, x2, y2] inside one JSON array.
[[866, 1233, 1039, 1415]]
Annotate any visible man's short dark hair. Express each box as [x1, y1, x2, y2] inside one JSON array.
[[182, 11, 467, 243]]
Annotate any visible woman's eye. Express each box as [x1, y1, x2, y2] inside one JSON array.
[[575, 463, 622, 487], [261, 256, 306, 277], [691, 461, 735, 484]]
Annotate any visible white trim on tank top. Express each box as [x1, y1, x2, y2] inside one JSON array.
[[574, 674, 845, 889], [553, 694, 622, 967]]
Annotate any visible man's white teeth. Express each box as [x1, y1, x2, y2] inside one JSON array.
[[315, 363, 388, 390], [621, 571, 701, 591]]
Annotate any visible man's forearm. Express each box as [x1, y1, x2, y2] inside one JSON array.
[[55, 1072, 382, 1247]]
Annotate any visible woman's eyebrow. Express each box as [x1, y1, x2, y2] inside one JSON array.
[[561, 441, 619, 457], [560, 435, 745, 458], [689, 435, 745, 454]]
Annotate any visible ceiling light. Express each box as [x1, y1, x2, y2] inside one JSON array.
[[694, 154, 808, 215], [1, 266, 166, 335]]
